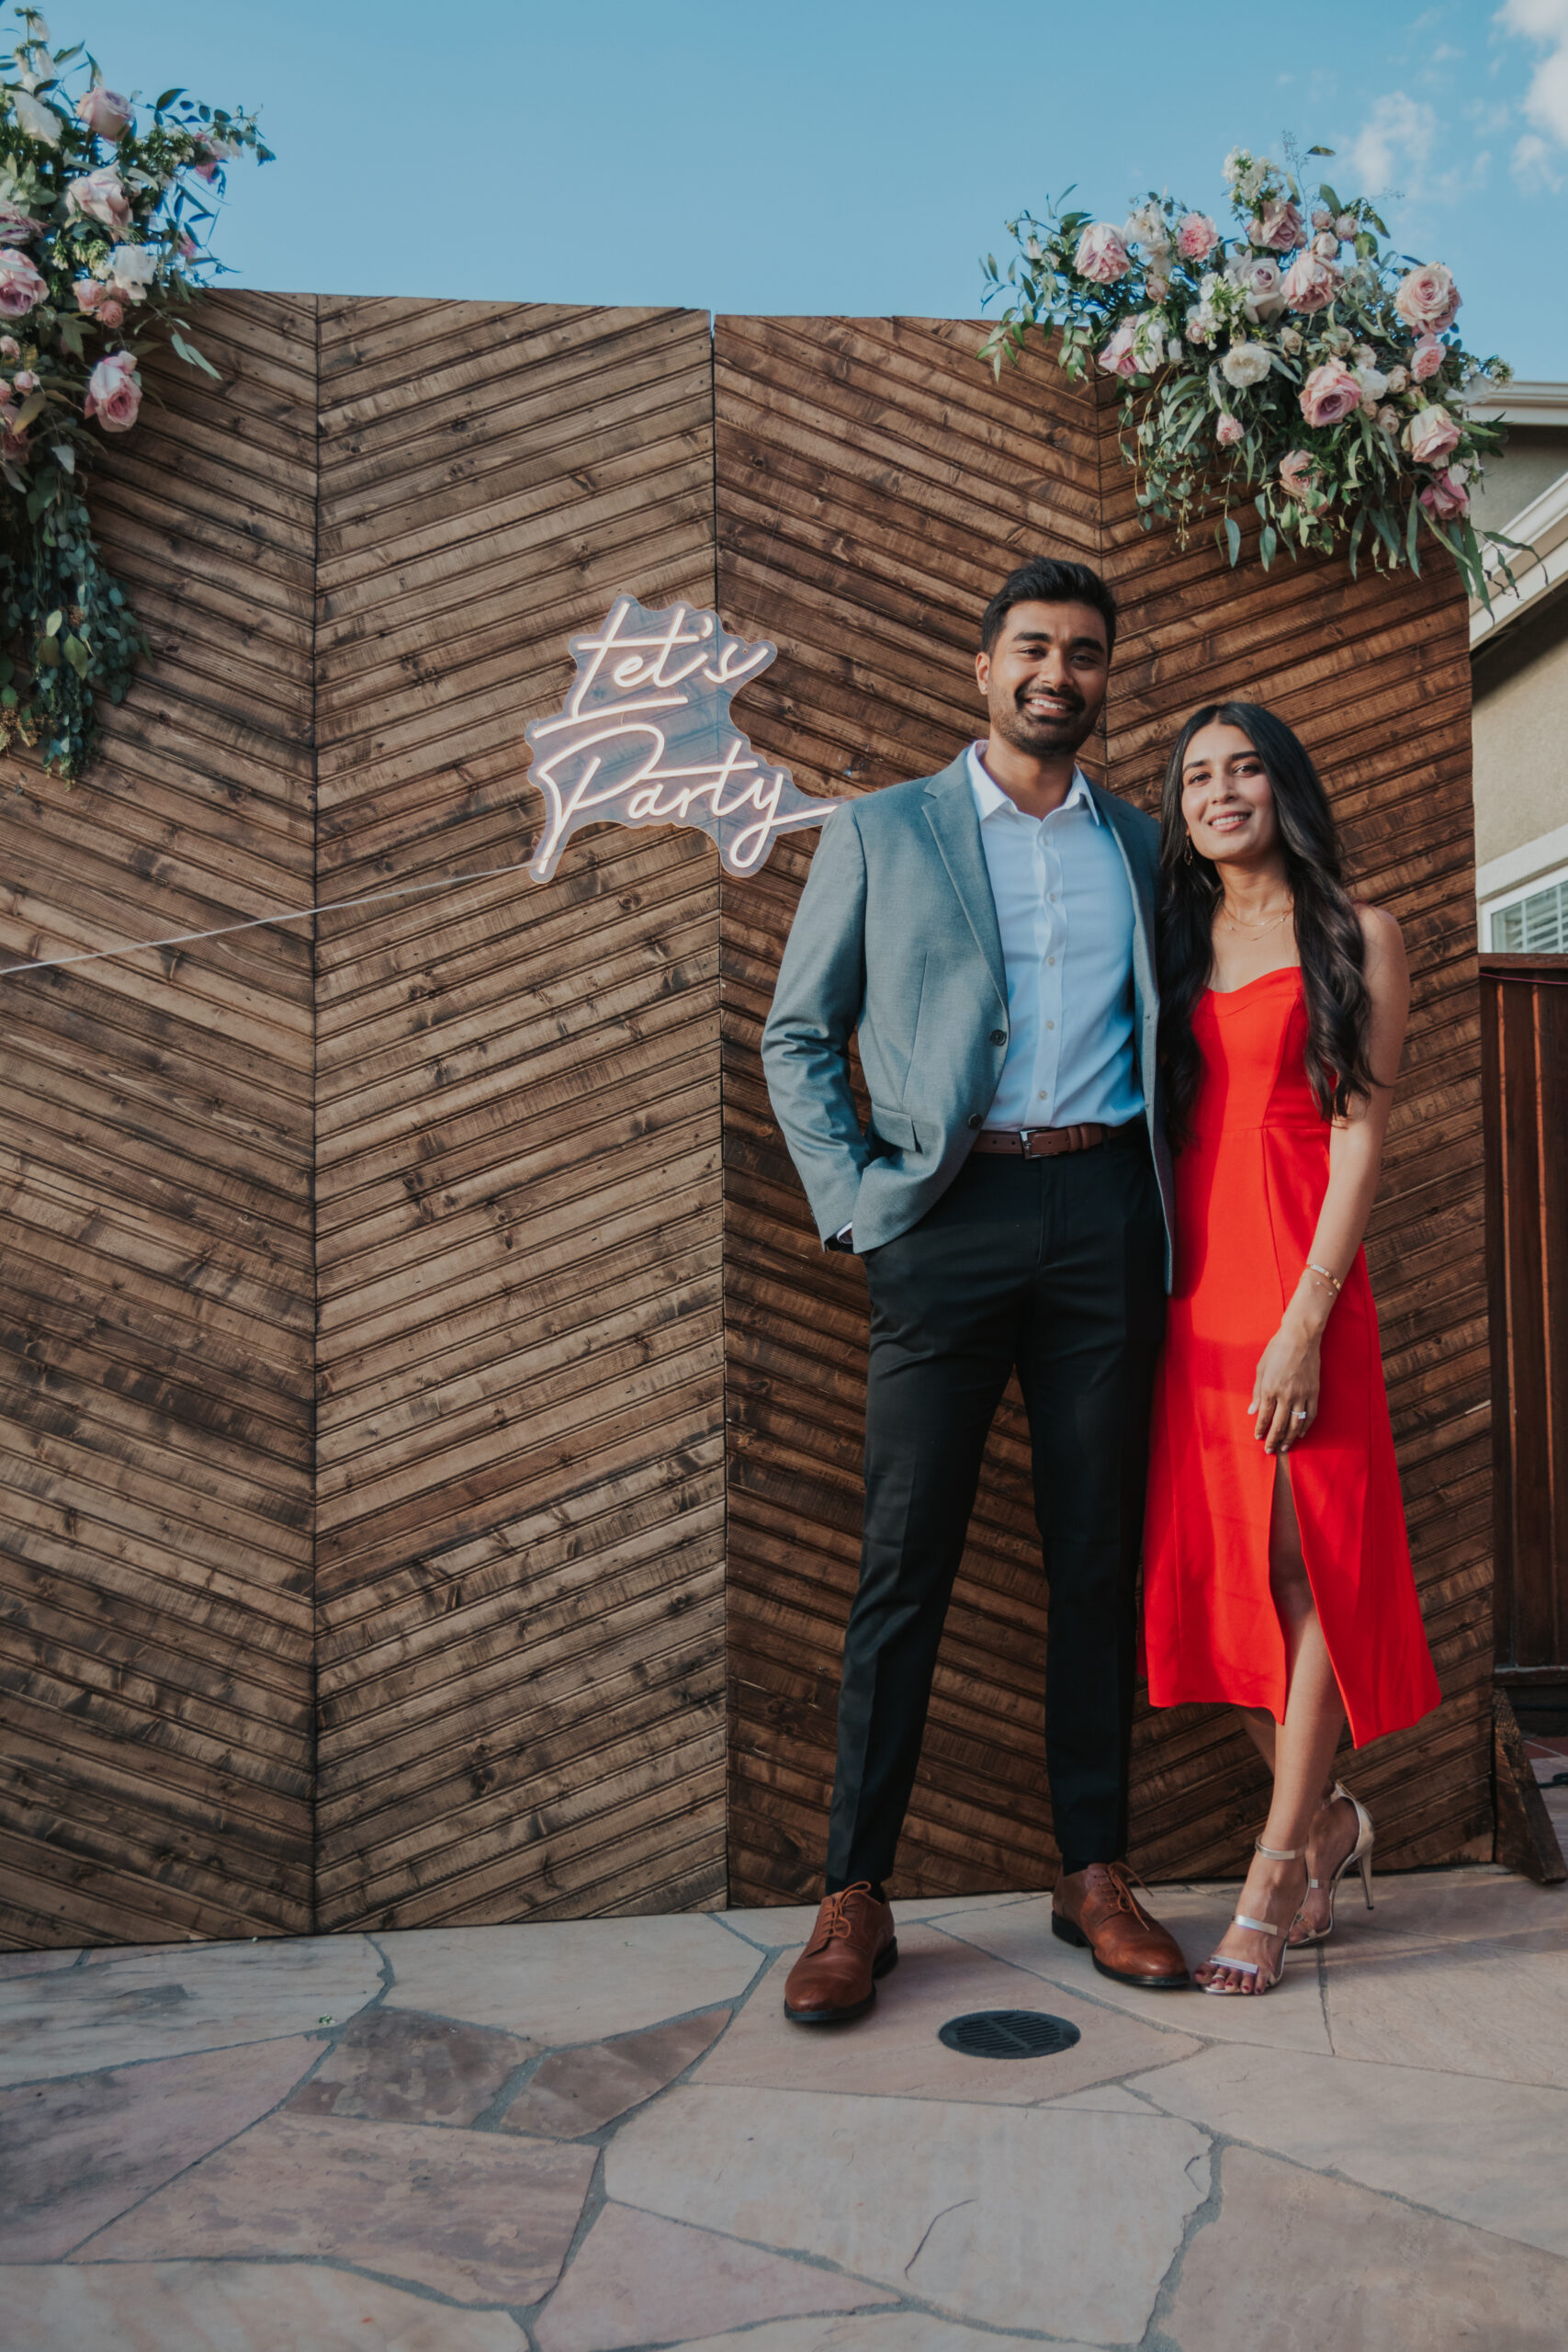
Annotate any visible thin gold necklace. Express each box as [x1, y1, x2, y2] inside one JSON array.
[[1219, 897, 1294, 935]]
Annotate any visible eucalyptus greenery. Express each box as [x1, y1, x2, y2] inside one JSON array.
[[981, 142, 1517, 603], [0, 5, 269, 778]]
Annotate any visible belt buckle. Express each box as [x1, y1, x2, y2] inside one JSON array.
[[1015, 1127, 1035, 1157]]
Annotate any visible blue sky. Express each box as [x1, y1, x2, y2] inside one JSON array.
[[85, 1, 1568, 378]]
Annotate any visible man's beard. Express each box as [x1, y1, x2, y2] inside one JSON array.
[[990, 687, 1094, 759]]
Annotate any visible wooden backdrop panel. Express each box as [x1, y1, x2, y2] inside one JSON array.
[[716, 316, 1105, 1901], [717, 318, 1491, 1902], [1099, 397, 1494, 1877], [0, 295, 318, 1946], [311, 300, 728, 1928]]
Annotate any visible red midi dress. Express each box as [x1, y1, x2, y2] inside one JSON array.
[[1143, 967, 1441, 1744]]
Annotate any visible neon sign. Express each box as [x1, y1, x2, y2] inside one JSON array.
[[525, 592, 841, 881]]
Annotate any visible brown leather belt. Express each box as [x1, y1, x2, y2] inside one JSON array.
[[972, 1122, 1111, 1158]]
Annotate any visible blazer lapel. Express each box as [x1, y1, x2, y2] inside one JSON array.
[[922, 756, 1007, 1005], [1088, 776, 1156, 938]]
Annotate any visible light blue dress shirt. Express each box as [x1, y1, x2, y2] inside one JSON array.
[[966, 742, 1143, 1132]]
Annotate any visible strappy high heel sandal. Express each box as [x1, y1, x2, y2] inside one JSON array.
[[1198, 1838, 1306, 1996], [1291, 1782, 1374, 1948]]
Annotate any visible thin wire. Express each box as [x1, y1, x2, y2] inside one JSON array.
[[0, 853, 538, 978]]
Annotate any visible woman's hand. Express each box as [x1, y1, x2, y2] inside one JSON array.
[[1250, 1308, 1324, 1453]]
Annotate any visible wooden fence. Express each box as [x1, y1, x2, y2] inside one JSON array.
[[0, 293, 1492, 1947]]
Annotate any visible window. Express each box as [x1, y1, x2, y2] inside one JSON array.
[[1488, 870, 1568, 954]]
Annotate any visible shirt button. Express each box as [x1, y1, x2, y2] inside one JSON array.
[[989, 1028, 1007, 1044], [967, 1113, 982, 1129], [1045, 1019, 1055, 1030], [1038, 1090, 1047, 1100], [1047, 956, 1056, 966]]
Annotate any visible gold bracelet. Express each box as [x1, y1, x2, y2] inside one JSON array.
[[1306, 1261, 1342, 1296]]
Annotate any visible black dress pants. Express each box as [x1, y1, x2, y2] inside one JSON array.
[[824, 1131, 1167, 1890]]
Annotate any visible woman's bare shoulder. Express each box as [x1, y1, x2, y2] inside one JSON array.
[[1354, 899, 1405, 963]]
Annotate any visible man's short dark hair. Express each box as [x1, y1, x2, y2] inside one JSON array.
[[980, 559, 1118, 661]]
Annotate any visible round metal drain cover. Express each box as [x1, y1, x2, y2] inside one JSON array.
[[938, 2008, 1082, 2060]]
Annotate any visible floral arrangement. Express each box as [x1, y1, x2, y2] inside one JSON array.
[[980, 144, 1514, 601], [0, 6, 269, 777]]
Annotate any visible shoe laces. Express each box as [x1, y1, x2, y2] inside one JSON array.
[[1101, 1861, 1156, 1928], [810, 1882, 874, 1949]]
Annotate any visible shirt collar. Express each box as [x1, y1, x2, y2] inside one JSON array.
[[966, 741, 1100, 825]]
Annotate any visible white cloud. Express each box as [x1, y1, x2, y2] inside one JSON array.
[[1512, 127, 1564, 183], [1497, 0, 1568, 147], [1348, 90, 1438, 191]]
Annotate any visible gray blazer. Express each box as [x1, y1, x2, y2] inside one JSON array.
[[761, 751, 1176, 1280]]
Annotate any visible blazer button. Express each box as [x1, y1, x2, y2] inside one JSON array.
[[967, 1113, 982, 1129], [989, 1028, 1007, 1045]]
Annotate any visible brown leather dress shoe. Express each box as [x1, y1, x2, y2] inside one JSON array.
[[783, 1883, 897, 2024], [1052, 1861, 1189, 1988]]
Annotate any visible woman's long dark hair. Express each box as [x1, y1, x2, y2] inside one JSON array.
[[1156, 701, 1375, 1148]]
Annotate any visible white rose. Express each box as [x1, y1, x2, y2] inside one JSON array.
[[11, 89, 62, 144], [1280, 326, 1304, 355], [106, 243, 158, 298], [1376, 405, 1401, 435], [1122, 201, 1166, 248], [1385, 365, 1409, 394], [1221, 341, 1273, 389], [1313, 232, 1338, 260], [1336, 213, 1357, 239], [1355, 364, 1389, 410], [1229, 254, 1285, 322]]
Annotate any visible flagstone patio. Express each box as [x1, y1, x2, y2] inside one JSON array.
[[3, 1849, 1566, 2352]]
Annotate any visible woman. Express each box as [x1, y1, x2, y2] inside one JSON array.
[[1143, 701, 1441, 1995]]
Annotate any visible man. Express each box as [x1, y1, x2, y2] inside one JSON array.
[[761, 556, 1188, 2021]]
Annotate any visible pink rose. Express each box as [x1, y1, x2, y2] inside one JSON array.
[[1279, 449, 1316, 499], [0, 200, 45, 246], [1176, 211, 1219, 261], [1253, 198, 1306, 252], [75, 86, 133, 141], [1419, 467, 1470, 521], [1410, 334, 1445, 382], [1281, 252, 1340, 313], [66, 166, 131, 235], [1393, 263, 1460, 333], [1311, 206, 1333, 232], [1406, 404, 1461, 465], [85, 349, 141, 433], [0, 247, 47, 318], [1215, 413, 1245, 448], [1096, 320, 1140, 378], [73, 279, 130, 329], [190, 132, 238, 182], [12, 368, 37, 394], [0, 336, 17, 360], [1074, 222, 1132, 283], [1335, 213, 1357, 241], [1299, 361, 1364, 427]]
